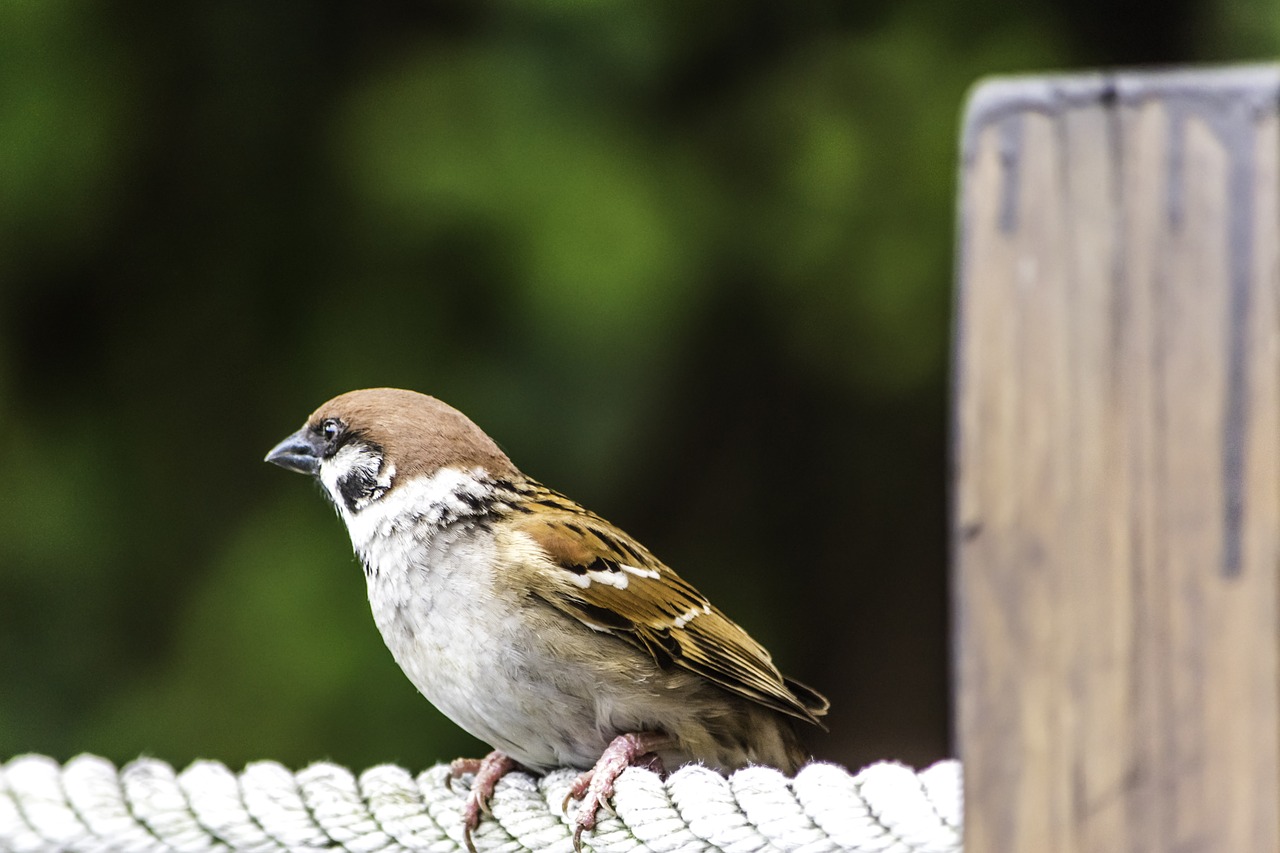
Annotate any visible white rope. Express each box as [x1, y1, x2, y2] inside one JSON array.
[[0, 754, 962, 853]]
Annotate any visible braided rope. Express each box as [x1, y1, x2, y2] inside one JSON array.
[[0, 754, 961, 852]]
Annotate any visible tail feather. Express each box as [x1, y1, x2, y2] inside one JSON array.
[[783, 676, 830, 728]]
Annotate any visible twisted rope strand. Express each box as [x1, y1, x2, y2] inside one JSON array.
[[0, 755, 962, 853]]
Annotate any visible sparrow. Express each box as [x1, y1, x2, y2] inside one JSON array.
[[265, 388, 829, 850]]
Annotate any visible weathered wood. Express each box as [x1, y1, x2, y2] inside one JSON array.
[[953, 67, 1280, 853]]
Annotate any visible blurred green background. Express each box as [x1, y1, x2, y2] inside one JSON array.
[[1, 1, 1275, 775]]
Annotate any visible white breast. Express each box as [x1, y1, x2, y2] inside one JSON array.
[[336, 468, 604, 769]]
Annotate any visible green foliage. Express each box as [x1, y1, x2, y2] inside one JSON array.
[[0, 0, 1273, 772], [2, 4, 138, 278]]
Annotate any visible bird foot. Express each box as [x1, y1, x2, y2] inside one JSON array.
[[450, 750, 520, 853], [564, 733, 668, 852]]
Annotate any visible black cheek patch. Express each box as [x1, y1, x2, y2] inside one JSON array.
[[338, 467, 378, 513]]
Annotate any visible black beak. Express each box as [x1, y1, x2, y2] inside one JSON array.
[[265, 428, 324, 475]]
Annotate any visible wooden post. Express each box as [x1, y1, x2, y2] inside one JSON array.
[[953, 68, 1280, 852]]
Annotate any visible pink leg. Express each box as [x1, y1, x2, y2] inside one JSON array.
[[450, 750, 520, 853], [564, 732, 669, 851]]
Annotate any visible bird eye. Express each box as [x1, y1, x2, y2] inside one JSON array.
[[320, 418, 343, 444]]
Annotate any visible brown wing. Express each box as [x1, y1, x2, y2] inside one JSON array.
[[511, 485, 829, 726]]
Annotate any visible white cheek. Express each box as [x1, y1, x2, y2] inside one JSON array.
[[318, 443, 397, 518], [318, 444, 373, 501]]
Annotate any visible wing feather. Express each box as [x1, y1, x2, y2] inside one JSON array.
[[511, 484, 829, 725]]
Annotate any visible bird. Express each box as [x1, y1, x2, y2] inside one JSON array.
[[265, 388, 829, 850]]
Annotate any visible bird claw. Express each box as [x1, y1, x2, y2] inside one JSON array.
[[563, 733, 668, 852], [450, 752, 518, 853], [568, 778, 624, 853], [447, 757, 484, 794], [596, 793, 618, 820]]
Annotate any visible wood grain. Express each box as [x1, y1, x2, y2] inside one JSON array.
[[953, 67, 1280, 853]]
